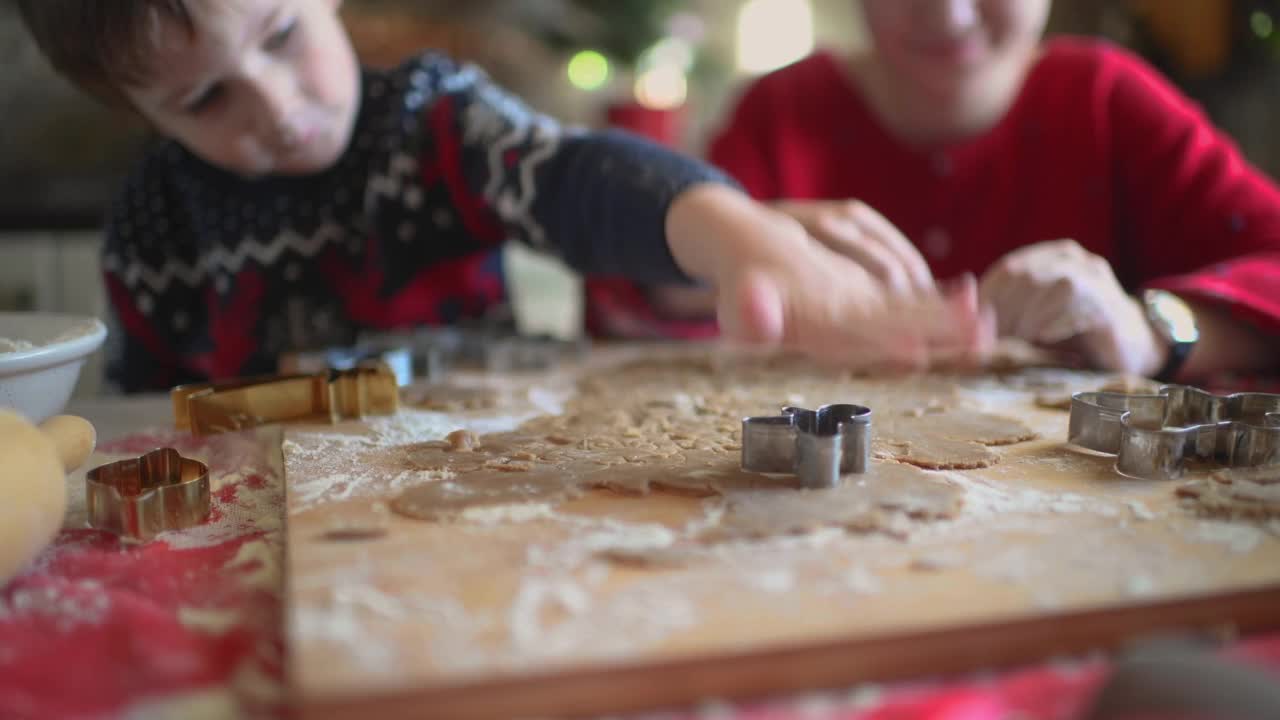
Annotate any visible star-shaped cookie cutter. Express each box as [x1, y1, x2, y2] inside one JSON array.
[[172, 362, 399, 435], [1068, 385, 1280, 480], [742, 404, 872, 488], [86, 448, 211, 541]]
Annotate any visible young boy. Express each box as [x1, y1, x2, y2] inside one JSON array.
[[19, 0, 984, 392], [666, 0, 1280, 382]]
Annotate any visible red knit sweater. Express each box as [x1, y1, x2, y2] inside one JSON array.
[[706, 37, 1280, 339]]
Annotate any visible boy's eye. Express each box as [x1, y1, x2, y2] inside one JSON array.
[[184, 83, 225, 114], [264, 19, 298, 52]]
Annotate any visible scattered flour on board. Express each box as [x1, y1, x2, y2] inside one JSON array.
[[283, 403, 557, 512], [1193, 520, 1264, 554], [1125, 500, 1156, 521], [460, 502, 559, 525], [504, 572, 699, 663], [746, 569, 796, 593], [843, 566, 883, 595]]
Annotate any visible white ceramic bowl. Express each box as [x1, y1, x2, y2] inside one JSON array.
[[0, 313, 108, 423]]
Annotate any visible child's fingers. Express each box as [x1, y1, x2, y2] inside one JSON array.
[[976, 266, 1017, 337], [845, 202, 936, 296], [920, 275, 993, 368], [717, 269, 784, 346], [809, 216, 918, 299]]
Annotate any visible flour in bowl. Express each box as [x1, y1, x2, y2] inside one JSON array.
[[0, 337, 35, 354]]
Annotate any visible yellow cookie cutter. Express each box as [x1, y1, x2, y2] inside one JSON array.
[[171, 362, 400, 436], [86, 448, 210, 541]]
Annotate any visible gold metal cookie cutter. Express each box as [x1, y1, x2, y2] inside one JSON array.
[[172, 362, 400, 435], [86, 448, 211, 541], [742, 404, 872, 488], [1068, 385, 1280, 480]]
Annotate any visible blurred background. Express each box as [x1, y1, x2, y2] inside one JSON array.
[[1, 0, 1278, 394]]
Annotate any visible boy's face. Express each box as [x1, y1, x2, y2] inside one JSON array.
[[126, 0, 360, 177], [860, 0, 1050, 106]]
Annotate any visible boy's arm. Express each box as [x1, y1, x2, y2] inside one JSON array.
[[418, 55, 732, 283]]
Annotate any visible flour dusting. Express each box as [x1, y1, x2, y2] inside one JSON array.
[[1194, 520, 1264, 554], [0, 579, 110, 630], [0, 337, 35, 354]]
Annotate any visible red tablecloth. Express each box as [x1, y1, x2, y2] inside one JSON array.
[[0, 429, 284, 720], [2, 426, 1278, 720]]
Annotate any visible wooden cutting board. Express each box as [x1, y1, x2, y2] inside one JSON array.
[[282, 350, 1280, 719]]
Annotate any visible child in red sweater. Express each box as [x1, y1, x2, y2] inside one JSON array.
[[653, 0, 1280, 381]]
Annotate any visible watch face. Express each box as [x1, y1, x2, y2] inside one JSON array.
[[1146, 290, 1200, 344]]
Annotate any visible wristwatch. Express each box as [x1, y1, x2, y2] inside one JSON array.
[[1142, 289, 1199, 382]]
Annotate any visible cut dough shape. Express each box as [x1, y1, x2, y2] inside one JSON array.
[[874, 412, 1038, 469], [1177, 466, 1280, 519]]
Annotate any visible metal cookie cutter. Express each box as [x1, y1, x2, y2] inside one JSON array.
[[1068, 385, 1280, 480], [86, 448, 211, 541], [172, 362, 400, 436], [742, 404, 872, 488], [278, 344, 414, 387]]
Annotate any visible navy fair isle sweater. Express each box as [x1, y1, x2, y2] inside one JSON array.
[[101, 52, 732, 392]]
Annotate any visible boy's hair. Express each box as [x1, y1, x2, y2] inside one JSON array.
[[17, 0, 196, 108]]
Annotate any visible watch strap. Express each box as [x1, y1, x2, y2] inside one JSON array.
[[1154, 339, 1193, 383]]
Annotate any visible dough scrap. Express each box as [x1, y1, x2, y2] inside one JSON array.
[[403, 384, 503, 412], [1177, 466, 1280, 519]]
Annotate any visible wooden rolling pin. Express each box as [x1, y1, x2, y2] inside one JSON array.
[[0, 410, 96, 585]]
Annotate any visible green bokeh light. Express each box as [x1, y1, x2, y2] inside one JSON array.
[[567, 50, 611, 91], [1251, 10, 1274, 39]]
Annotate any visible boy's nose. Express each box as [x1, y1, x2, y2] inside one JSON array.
[[247, 69, 302, 146]]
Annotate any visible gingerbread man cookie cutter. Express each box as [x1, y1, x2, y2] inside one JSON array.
[[1068, 385, 1280, 480], [86, 448, 211, 541], [742, 404, 872, 488]]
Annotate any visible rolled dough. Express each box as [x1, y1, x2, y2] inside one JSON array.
[[391, 357, 1034, 541]]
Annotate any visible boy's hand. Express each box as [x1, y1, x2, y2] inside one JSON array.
[[978, 240, 1164, 374], [771, 199, 937, 301], [666, 185, 983, 369]]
